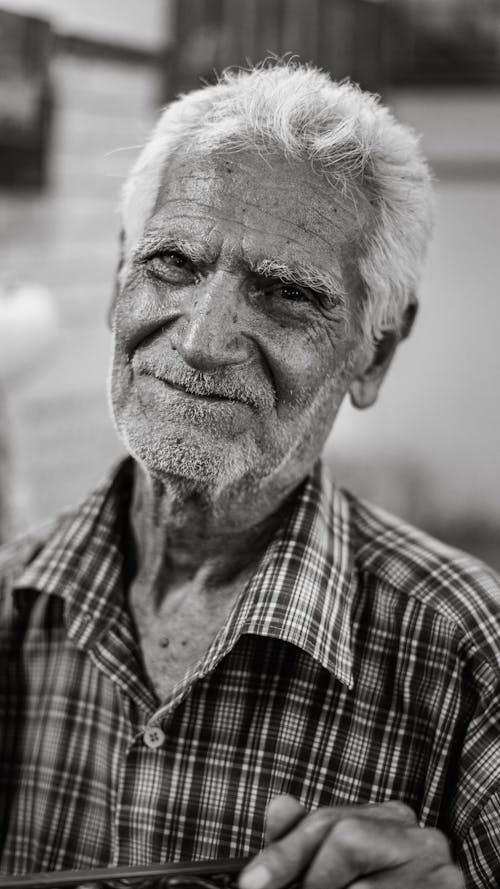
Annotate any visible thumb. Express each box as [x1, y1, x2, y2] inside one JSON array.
[[265, 795, 307, 843]]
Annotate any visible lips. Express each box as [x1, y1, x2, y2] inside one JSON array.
[[130, 348, 275, 413], [141, 370, 242, 405]]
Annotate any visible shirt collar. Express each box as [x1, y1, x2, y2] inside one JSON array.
[[205, 463, 355, 689], [14, 459, 355, 688], [14, 459, 135, 650]]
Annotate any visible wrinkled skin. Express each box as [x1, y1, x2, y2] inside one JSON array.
[[109, 149, 460, 888], [110, 149, 382, 536], [239, 795, 464, 889]]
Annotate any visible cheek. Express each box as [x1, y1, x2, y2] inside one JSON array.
[[268, 327, 354, 416], [109, 334, 131, 407], [113, 272, 165, 349]]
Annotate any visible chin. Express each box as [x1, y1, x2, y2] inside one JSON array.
[[118, 418, 260, 494], [111, 396, 314, 519]]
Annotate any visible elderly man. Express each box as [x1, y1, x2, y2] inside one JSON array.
[[0, 63, 499, 889]]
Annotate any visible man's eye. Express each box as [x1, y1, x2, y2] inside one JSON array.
[[146, 251, 195, 282], [163, 251, 189, 268], [274, 283, 311, 303]]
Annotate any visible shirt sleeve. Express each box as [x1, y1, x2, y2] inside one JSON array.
[[456, 792, 500, 888]]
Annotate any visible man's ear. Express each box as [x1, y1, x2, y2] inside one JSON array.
[[349, 300, 418, 410], [107, 228, 125, 329]]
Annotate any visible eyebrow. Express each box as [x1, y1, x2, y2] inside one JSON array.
[[251, 259, 346, 306], [133, 232, 216, 265], [134, 232, 346, 306]]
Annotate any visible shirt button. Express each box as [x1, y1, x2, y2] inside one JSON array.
[[143, 726, 166, 749]]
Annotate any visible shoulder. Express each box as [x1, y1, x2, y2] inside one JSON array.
[[0, 509, 75, 603], [344, 489, 500, 616], [343, 488, 500, 672], [0, 458, 133, 606]]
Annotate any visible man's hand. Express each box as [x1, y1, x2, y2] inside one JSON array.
[[239, 795, 464, 889]]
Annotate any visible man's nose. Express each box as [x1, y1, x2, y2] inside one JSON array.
[[171, 275, 252, 372]]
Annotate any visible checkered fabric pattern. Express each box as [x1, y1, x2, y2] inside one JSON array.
[[1, 459, 499, 888]]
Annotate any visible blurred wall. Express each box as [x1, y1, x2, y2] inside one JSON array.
[[1, 46, 158, 526], [0, 0, 171, 49], [327, 89, 500, 548]]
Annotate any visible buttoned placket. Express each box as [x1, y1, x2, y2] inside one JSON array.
[[68, 594, 161, 864], [86, 592, 243, 863]]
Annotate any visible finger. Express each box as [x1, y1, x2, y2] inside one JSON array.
[[305, 819, 452, 889], [240, 807, 337, 889], [265, 795, 308, 843], [241, 802, 416, 889], [362, 800, 417, 826], [349, 861, 464, 889], [266, 798, 415, 844]]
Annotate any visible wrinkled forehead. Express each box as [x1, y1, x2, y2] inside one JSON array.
[[123, 146, 372, 260]]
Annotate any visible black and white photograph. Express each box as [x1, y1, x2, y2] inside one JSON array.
[[0, 2, 499, 887]]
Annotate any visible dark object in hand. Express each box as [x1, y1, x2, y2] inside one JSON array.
[[0, 857, 253, 889]]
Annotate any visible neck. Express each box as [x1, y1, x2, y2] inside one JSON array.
[[129, 463, 294, 605]]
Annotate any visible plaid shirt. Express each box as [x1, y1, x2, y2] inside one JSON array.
[[1, 459, 499, 888]]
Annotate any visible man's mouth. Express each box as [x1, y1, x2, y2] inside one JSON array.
[[131, 350, 275, 412], [142, 371, 243, 406]]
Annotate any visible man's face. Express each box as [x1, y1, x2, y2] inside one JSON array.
[[110, 149, 370, 518]]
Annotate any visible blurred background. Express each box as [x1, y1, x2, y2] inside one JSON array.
[[0, 0, 499, 568]]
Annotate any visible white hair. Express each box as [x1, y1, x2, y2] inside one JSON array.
[[121, 61, 435, 344]]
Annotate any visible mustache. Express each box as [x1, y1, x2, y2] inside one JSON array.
[[132, 352, 275, 411]]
